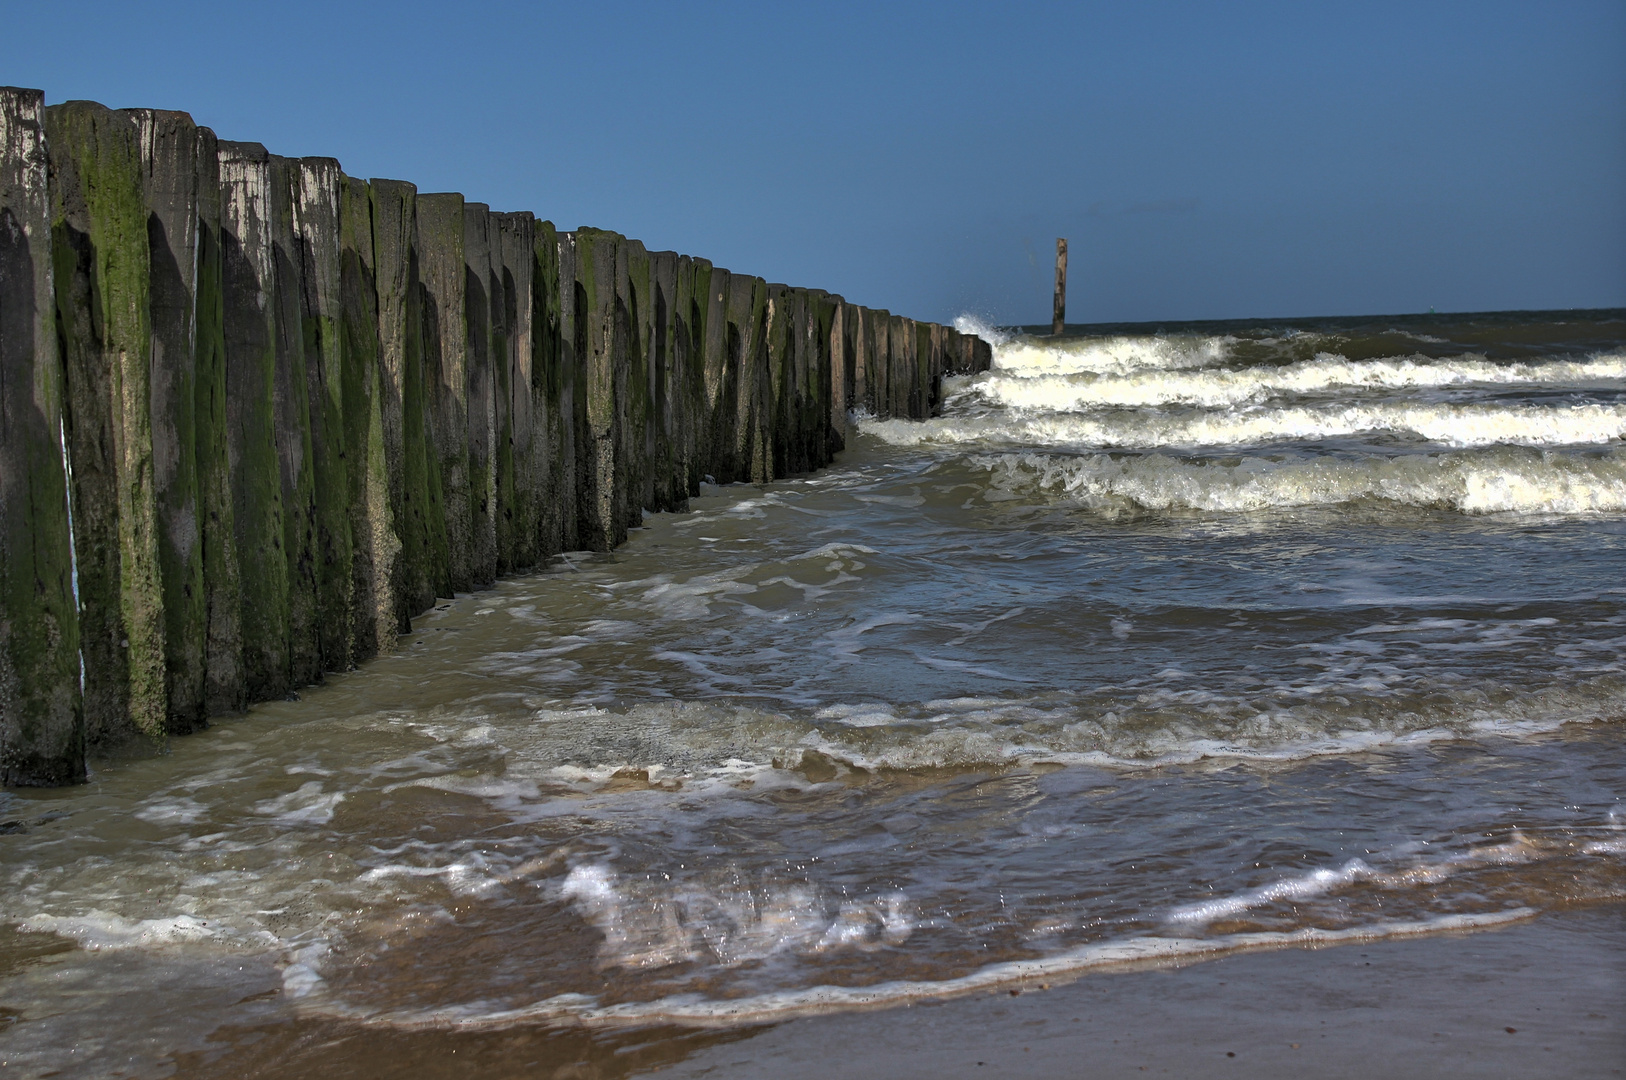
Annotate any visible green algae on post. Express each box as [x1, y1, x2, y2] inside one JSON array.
[[370, 178, 437, 623], [337, 175, 396, 660], [463, 204, 497, 585], [46, 100, 167, 748], [0, 87, 83, 785], [495, 211, 535, 571], [416, 192, 470, 594], [532, 218, 572, 557], [293, 157, 355, 674], [267, 155, 321, 689], [218, 141, 292, 703], [573, 227, 622, 551], [190, 122, 244, 715], [125, 108, 208, 735]]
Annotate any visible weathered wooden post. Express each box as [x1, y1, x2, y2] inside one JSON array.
[[126, 109, 207, 734], [649, 249, 678, 511], [532, 219, 569, 557], [0, 87, 83, 784], [292, 157, 354, 675], [48, 101, 167, 747], [370, 178, 436, 623], [336, 174, 393, 661], [573, 228, 622, 550], [218, 140, 292, 703], [416, 192, 470, 594], [463, 203, 496, 587], [1053, 237, 1068, 336], [496, 211, 536, 570], [617, 236, 653, 521]]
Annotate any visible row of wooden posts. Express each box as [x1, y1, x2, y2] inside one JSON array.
[[0, 89, 991, 787]]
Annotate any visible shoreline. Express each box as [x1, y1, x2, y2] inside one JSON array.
[[144, 903, 1624, 1079]]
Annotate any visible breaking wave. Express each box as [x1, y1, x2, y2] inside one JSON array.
[[973, 352, 1626, 412], [988, 333, 1232, 378], [859, 401, 1626, 450], [972, 447, 1626, 515]]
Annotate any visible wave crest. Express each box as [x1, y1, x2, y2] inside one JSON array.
[[990, 334, 1233, 378], [860, 401, 1626, 451], [973, 352, 1626, 412], [972, 447, 1626, 515]]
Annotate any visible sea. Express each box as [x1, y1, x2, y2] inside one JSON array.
[[2, 309, 1623, 1076]]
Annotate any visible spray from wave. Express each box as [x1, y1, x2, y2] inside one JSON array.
[[951, 313, 1013, 347]]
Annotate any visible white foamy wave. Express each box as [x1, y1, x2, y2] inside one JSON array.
[[557, 862, 912, 969], [334, 909, 1536, 1031], [973, 447, 1626, 515], [991, 334, 1232, 378], [17, 909, 284, 952], [785, 707, 1618, 775], [251, 781, 344, 826], [372, 687, 1621, 787], [19, 911, 221, 949], [860, 401, 1626, 450], [974, 352, 1626, 412]]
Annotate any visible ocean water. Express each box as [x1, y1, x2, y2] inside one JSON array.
[[2, 310, 1624, 1074]]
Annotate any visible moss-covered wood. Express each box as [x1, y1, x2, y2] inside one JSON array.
[[709, 272, 758, 485], [218, 142, 291, 703], [572, 228, 621, 550], [763, 283, 791, 480], [0, 87, 83, 785], [46, 101, 167, 747], [548, 225, 583, 554], [338, 175, 395, 659], [416, 193, 469, 593], [126, 108, 207, 734], [696, 264, 729, 483], [265, 156, 320, 689], [486, 211, 515, 574], [828, 300, 849, 447], [495, 211, 534, 570], [190, 124, 242, 715], [532, 220, 569, 557], [616, 238, 653, 519], [370, 179, 438, 622], [463, 204, 496, 584], [293, 158, 354, 673], [649, 250, 678, 512], [674, 255, 707, 500]]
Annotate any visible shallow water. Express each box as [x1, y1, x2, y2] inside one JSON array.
[[2, 309, 1624, 1075]]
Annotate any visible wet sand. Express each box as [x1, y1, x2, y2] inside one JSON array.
[[155, 905, 1624, 1079], [655, 906, 1625, 1080]]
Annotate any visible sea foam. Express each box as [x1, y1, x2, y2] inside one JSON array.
[[972, 447, 1626, 515], [973, 352, 1626, 412], [859, 401, 1626, 451]]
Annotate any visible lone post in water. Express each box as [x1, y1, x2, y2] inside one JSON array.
[[1052, 237, 1068, 336]]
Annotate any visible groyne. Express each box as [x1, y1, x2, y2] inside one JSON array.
[[0, 88, 990, 787]]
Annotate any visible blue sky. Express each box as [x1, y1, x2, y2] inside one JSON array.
[[8, 1, 1623, 324]]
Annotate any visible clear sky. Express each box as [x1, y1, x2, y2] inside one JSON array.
[[8, 0, 1624, 325]]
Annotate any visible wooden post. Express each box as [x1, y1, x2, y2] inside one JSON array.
[[1052, 237, 1068, 336]]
